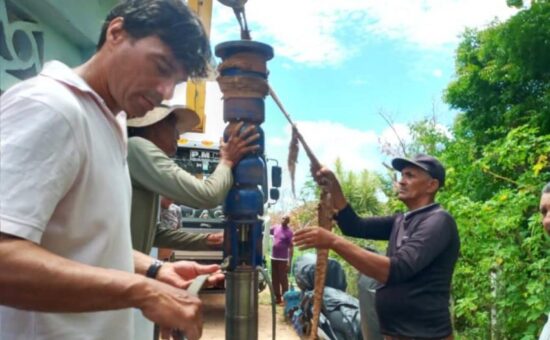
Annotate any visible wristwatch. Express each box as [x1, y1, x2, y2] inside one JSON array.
[[145, 259, 164, 279]]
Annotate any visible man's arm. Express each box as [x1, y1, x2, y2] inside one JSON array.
[[293, 228, 390, 283], [133, 249, 157, 276], [313, 167, 395, 240], [0, 234, 206, 319], [0, 234, 144, 312], [335, 205, 396, 240], [0, 234, 218, 340], [127, 124, 259, 209], [294, 211, 457, 284], [128, 138, 233, 208], [154, 227, 210, 251]]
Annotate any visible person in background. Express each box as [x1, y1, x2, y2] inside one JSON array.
[[295, 154, 460, 339], [126, 104, 257, 256], [199, 210, 211, 219], [0, 1, 218, 339], [157, 196, 223, 261], [271, 215, 294, 305], [539, 183, 550, 340], [127, 104, 252, 339]]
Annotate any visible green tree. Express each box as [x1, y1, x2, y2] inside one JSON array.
[[440, 127, 550, 338], [445, 0, 550, 149], [437, 2, 550, 337]]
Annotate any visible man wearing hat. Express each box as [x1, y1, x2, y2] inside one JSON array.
[[294, 154, 460, 339], [127, 103, 258, 256], [126, 103, 258, 338]]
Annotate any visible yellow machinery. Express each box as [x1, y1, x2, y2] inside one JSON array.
[[186, 0, 212, 133]]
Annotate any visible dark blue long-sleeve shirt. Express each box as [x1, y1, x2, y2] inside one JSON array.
[[335, 203, 460, 338]]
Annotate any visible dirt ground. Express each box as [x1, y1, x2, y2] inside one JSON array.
[[199, 290, 300, 340]]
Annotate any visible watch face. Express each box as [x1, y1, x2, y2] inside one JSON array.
[[146, 260, 163, 278]]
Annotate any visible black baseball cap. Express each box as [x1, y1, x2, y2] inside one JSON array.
[[391, 154, 446, 187]]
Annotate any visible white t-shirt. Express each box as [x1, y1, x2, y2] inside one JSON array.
[[541, 313, 550, 340], [0, 61, 135, 339]]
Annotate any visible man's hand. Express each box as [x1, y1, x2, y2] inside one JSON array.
[[293, 227, 337, 250], [157, 261, 224, 289], [220, 122, 260, 168], [286, 261, 291, 274], [138, 279, 203, 340], [311, 166, 348, 211], [206, 232, 224, 248]]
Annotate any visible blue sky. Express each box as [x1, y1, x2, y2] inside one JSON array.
[[198, 0, 520, 209]]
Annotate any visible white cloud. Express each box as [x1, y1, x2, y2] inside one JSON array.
[[265, 120, 387, 207], [434, 122, 453, 139], [295, 121, 379, 170], [433, 69, 443, 78], [351, 78, 368, 86], [359, 0, 517, 49], [211, 0, 518, 66], [267, 136, 287, 147], [380, 123, 411, 149]]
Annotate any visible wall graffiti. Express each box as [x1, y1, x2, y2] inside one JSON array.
[[0, 0, 44, 90]]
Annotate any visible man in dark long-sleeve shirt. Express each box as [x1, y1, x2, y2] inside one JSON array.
[[294, 154, 460, 339]]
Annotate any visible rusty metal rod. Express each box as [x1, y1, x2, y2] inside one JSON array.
[[268, 84, 333, 340], [268, 86, 321, 171]]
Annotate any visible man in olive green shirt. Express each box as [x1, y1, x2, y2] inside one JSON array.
[[127, 104, 258, 254], [157, 196, 223, 260]]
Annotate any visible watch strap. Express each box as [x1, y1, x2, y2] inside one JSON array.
[[145, 259, 163, 279]]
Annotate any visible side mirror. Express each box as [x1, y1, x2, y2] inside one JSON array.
[[269, 188, 280, 201], [271, 165, 282, 188]]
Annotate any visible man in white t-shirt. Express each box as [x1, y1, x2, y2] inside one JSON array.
[[0, 1, 219, 339]]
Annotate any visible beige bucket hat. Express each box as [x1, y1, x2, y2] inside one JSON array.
[[127, 102, 200, 134]]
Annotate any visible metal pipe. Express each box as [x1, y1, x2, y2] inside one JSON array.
[[215, 39, 273, 340], [225, 270, 259, 340]]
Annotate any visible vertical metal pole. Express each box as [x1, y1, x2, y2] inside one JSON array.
[[215, 40, 273, 340], [186, 0, 213, 133]]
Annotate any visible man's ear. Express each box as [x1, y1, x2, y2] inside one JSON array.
[[427, 178, 440, 195], [104, 17, 127, 49]]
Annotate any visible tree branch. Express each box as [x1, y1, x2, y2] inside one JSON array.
[[378, 110, 408, 157]]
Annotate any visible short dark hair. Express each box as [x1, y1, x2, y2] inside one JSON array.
[[543, 182, 550, 194], [97, 0, 212, 78]]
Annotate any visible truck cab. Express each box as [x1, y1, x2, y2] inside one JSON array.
[[170, 138, 226, 264]]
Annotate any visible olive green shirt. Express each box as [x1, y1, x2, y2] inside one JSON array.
[[127, 137, 232, 254]]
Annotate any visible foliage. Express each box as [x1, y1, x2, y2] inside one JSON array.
[[378, 2, 550, 336], [438, 2, 550, 337], [378, 112, 450, 159], [445, 1, 550, 148], [440, 126, 550, 338]]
